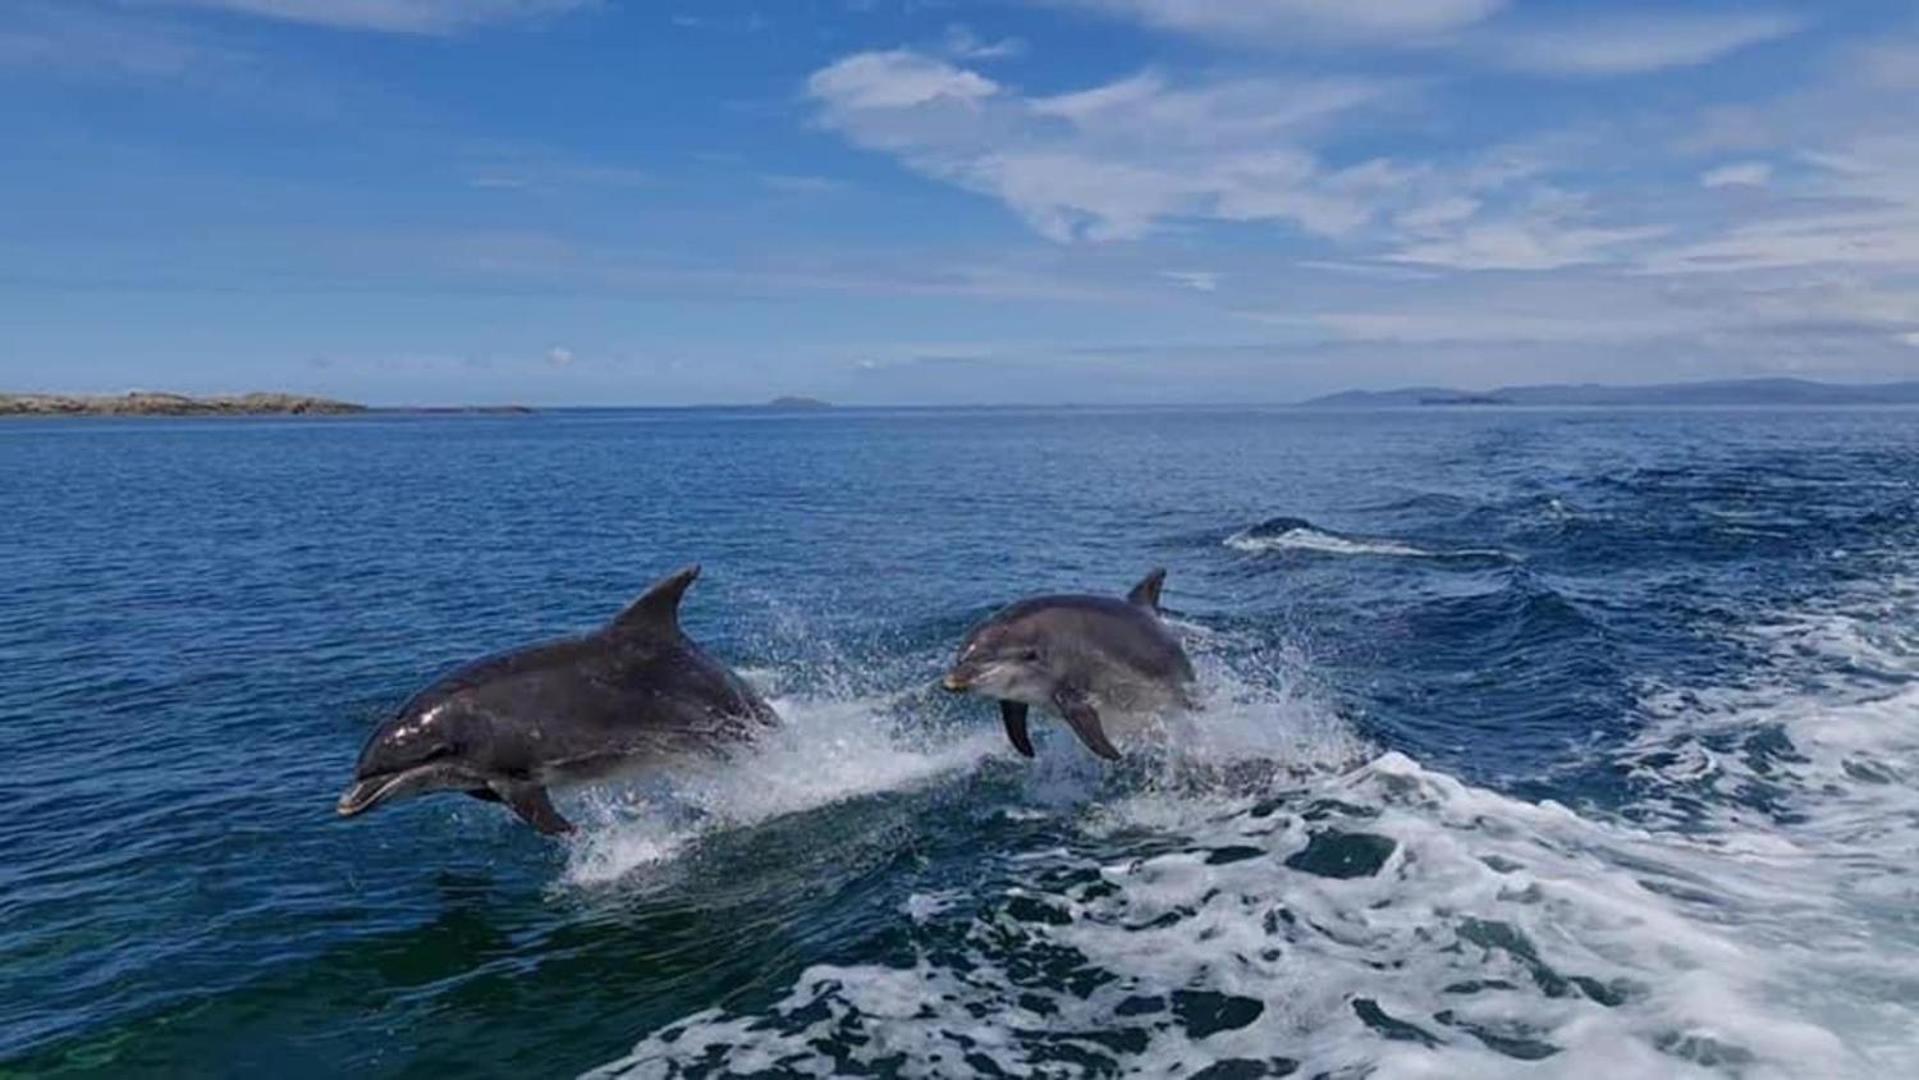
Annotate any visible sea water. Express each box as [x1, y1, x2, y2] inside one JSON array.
[[2, 406, 1914, 1077]]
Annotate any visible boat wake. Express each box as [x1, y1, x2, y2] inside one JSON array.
[[577, 574, 1918, 1078]]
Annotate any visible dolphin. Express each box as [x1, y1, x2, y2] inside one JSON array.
[[337, 565, 776, 836], [942, 569, 1196, 761]]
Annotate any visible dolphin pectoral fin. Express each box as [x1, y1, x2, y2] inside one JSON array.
[[493, 782, 574, 836], [466, 788, 503, 803], [1053, 689, 1123, 762], [999, 700, 1035, 758]]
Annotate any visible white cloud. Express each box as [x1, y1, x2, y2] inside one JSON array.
[[760, 174, 847, 195], [1389, 219, 1667, 271], [546, 345, 575, 366], [1492, 13, 1803, 76], [808, 48, 1683, 269], [942, 24, 1025, 61], [1649, 135, 1919, 273], [808, 51, 1399, 242], [1161, 270, 1219, 292], [1701, 161, 1773, 188], [1053, 0, 1506, 44], [1394, 195, 1481, 232], [157, 0, 596, 34], [805, 50, 997, 110], [0, 2, 230, 78]]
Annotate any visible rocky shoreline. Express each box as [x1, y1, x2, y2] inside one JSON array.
[[0, 391, 368, 417]]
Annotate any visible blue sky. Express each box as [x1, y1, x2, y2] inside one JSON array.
[[2, 0, 1917, 405]]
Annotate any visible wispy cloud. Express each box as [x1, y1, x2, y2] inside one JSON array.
[[806, 49, 998, 110], [1701, 161, 1774, 188], [807, 51, 1398, 242], [462, 157, 652, 190], [156, 0, 598, 35], [1387, 192, 1669, 271], [1161, 270, 1219, 292], [1050, 0, 1506, 44], [807, 49, 1677, 271], [1488, 12, 1805, 76], [760, 174, 847, 195], [942, 23, 1025, 61], [0, 3, 227, 78]]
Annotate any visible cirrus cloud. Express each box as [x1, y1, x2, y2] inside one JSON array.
[[1049, 0, 1507, 44], [1488, 12, 1805, 76], [154, 0, 597, 34]]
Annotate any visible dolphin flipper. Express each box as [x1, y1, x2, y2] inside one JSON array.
[[999, 700, 1035, 758], [1053, 687, 1122, 761], [493, 781, 574, 835]]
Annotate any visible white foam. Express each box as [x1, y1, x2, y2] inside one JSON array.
[[583, 572, 1919, 1078], [590, 743, 1866, 1078], [1224, 523, 1509, 562], [1614, 573, 1919, 1069], [562, 694, 1005, 886]]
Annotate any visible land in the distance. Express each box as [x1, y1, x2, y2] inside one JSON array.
[[1, 391, 366, 417], [0, 392, 543, 417], [1303, 377, 1919, 408]]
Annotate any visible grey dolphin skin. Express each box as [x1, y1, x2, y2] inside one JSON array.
[[942, 569, 1196, 761], [337, 565, 776, 836]]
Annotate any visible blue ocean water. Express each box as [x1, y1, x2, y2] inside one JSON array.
[[2, 406, 1915, 1078]]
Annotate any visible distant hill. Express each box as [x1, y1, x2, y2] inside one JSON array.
[[764, 396, 832, 410], [1302, 378, 1919, 408]]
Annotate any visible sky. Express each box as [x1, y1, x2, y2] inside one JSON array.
[[2, 1, 1917, 405]]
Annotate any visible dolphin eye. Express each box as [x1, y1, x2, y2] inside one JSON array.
[[1020, 648, 1042, 662]]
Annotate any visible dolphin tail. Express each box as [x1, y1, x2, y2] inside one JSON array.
[[1126, 568, 1167, 612], [1053, 688, 1122, 761], [493, 781, 575, 835], [999, 700, 1035, 758]]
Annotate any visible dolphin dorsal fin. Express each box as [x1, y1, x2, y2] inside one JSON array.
[[611, 564, 700, 640], [1126, 568, 1167, 612]]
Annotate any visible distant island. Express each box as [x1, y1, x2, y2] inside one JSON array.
[[0, 391, 367, 417], [764, 396, 832, 410], [1302, 378, 1919, 408]]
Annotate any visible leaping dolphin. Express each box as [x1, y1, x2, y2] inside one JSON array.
[[942, 569, 1196, 761], [337, 565, 776, 836]]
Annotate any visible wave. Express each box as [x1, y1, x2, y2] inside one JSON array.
[[586, 746, 1866, 1078], [1611, 574, 1919, 1071], [578, 601, 1917, 1078], [1225, 516, 1512, 563]]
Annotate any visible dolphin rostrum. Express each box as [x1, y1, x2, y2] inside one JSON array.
[[942, 569, 1196, 761], [337, 565, 776, 835]]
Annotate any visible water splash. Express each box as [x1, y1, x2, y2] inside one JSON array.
[[586, 590, 1916, 1078], [1225, 516, 1512, 562], [563, 693, 1006, 886]]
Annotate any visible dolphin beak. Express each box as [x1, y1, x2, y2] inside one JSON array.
[[336, 772, 413, 817], [941, 672, 970, 692]]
